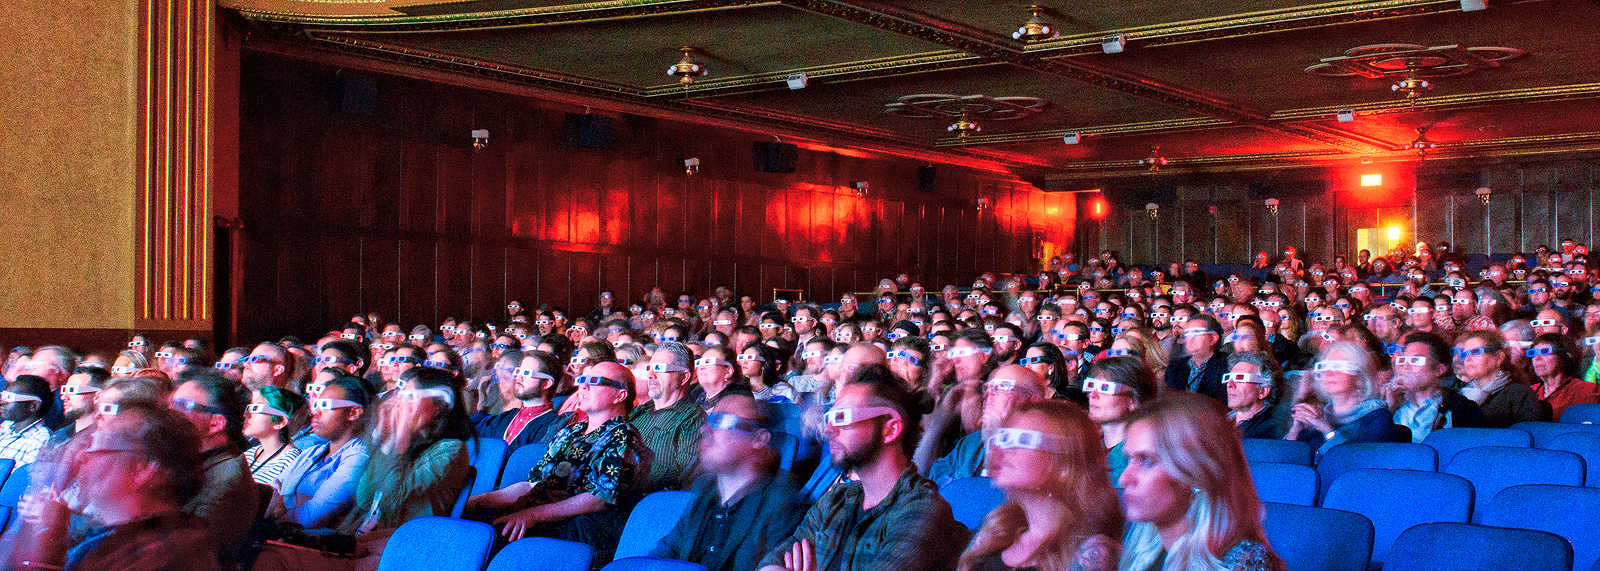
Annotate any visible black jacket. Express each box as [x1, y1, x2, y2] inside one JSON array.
[[1164, 353, 1229, 403]]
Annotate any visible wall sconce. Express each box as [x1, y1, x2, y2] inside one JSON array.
[[976, 197, 991, 210], [684, 158, 700, 175], [1265, 198, 1280, 215], [851, 181, 869, 197], [1145, 202, 1159, 219], [471, 129, 489, 150], [1475, 186, 1492, 205]]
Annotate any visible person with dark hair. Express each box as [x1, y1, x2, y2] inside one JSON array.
[[758, 364, 968, 571], [168, 370, 260, 563], [12, 403, 216, 571], [244, 386, 306, 489], [1084, 356, 1160, 486], [52, 365, 113, 444], [318, 339, 370, 378], [1019, 342, 1071, 401], [1163, 314, 1228, 404], [740, 342, 796, 402], [1453, 330, 1550, 427], [0, 375, 54, 465], [1225, 351, 1284, 440], [243, 342, 296, 392], [468, 361, 646, 564], [1386, 332, 1484, 442], [270, 372, 373, 528], [475, 351, 567, 456], [1527, 332, 1599, 419], [651, 395, 809, 571]]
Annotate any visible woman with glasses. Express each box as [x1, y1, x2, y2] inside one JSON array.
[[1287, 341, 1399, 456], [1109, 329, 1168, 377], [1084, 356, 1159, 486], [244, 386, 307, 490], [957, 400, 1123, 571], [1117, 393, 1285, 571], [1453, 330, 1551, 427], [1525, 333, 1596, 420], [1020, 342, 1072, 402]]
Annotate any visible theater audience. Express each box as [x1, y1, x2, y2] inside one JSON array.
[[696, 345, 753, 410], [758, 365, 968, 571], [468, 361, 645, 562], [1288, 342, 1399, 454], [958, 400, 1122, 571], [1453, 331, 1551, 427], [652, 395, 809, 571], [1385, 332, 1484, 442], [1119, 393, 1285, 571], [0, 375, 55, 466], [1526, 333, 1600, 419], [922, 365, 1046, 486]]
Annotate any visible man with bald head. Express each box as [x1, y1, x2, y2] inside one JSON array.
[[839, 343, 887, 379], [652, 395, 809, 571], [920, 365, 1046, 486], [1530, 308, 1569, 336]]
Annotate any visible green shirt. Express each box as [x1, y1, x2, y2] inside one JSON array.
[[1107, 441, 1128, 488], [337, 439, 469, 535], [760, 466, 970, 571], [629, 396, 706, 492]]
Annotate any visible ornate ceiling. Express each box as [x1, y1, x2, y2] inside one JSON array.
[[224, 0, 1600, 180]]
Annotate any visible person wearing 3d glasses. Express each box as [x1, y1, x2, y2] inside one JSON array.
[[242, 386, 306, 490], [268, 372, 372, 529], [0, 375, 55, 466], [50, 366, 112, 445], [922, 365, 1047, 487], [1288, 342, 1402, 456], [1223, 351, 1284, 440], [1526, 333, 1600, 419], [1083, 357, 1159, 486], [628, 342, 707, 493], [956, 399, 1123, 571], [167, 371, 261, 567], [758, 364, 968, 571], [651, 395, 809, 571], [1384, 332, 1484, 442], [1452, 330, 1550, 428], [468, 361, 647, 564]]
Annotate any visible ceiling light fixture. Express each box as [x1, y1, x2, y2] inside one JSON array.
[[1405, 126, 1438, 159], [1141, 145, 1169, 173], [1012, 5, 1059, 41], [1391, 70, 1432, 103], [667, 47, 709, 85], [946, 112, 982, 139]]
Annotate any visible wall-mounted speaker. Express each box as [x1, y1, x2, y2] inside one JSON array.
[[917, 166, 937, 193], [752, 142, 798, 173], [563, 113, 616, 149], [336, 73, 378, 116]]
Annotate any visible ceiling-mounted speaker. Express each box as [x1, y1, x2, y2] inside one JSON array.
[[1336, 109, 1355, 122], [752, 142, 799, 173], [1063, 132, 1081, 144], [1101, 34, 1127, 54], [786, 72, 809, 90], [564, 113, 616, 149], [1461, 0, 1487, 10], [917, 166, 937, 193]]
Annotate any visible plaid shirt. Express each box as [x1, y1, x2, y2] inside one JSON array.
[[0, 418, 50, 465]]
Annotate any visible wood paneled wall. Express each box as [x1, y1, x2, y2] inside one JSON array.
[[234, 52, 1075, 342], [1085, 156, 1600, 267]]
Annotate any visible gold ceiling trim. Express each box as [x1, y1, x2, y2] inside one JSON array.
[[310, 33, 646, 95], [1273, 82, 1600, 120], [932, 117, 1234, 147], [639, 52, 985, 97], [229, 0, 771, 27]]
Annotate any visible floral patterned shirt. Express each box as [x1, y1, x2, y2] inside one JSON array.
[[518, 416, 646, 507]]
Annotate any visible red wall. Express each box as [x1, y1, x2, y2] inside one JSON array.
[[234, 51, 1074, 341]]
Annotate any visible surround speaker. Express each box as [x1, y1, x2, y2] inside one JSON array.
[[564, 113, 616, 149], [752, 142, 799, 173]]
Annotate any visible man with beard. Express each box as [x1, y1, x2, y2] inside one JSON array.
[[476, 351, 567, 456], [628, 342, 706, 492], [0, 375, 54, 465], [988, 323, 1025, 366], [51, 366, 111, 444], [759, 364, 966, 571], [241, 342, 295, 392], [921, 365, 1045, 486]]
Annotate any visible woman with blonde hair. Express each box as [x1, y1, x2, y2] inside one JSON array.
[[1108, 328, 1167, 374], [1118, 393, 1285, 571], [960, 400, 1123, 571]]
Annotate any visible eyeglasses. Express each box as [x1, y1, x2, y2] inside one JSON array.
[[985, 378, 1038, 395], [61, 385, 101, 396], [1528, 287, 1548, 294], [705, 412, 764, 434], [399, 387, 455, 406], [0, 391, 41, 404], [1530, 319, 1558, 327], [986, 428, 1063, 453], [1526, 346, 1560, 358], [800, 350, 823, 359], [1452, 346, 1493, 359], [170, 397, 224, 415], [1018, 355, 1052, 366], [823, 406, 900, 426], [1105, 348, 1139, 357], [646, 363, 689, 374], [1181, 329, 1215, 339], [247, 402, 290, 419], [213, 361, 242, 371], [154, 351, 174, 359], [736, 354, 767, 364], [512, 367, 554, 381], [1082, 377, 1137, 396], [311, 397, 361, 410], [1222, 372, 1264, 385], [947, 346, 992, 359], [128, 341, 146, 348], [694, 357, 731, 369], [1169, 316, 1189, 324], [928, 343, 947, 352], [1407, 307, 1430, 314], [97, 402, 121, 416], [1391, 355, 1430, 367], [759, 323, 780, 330], [823, 355, 844, 365], [314, 355, 352, 367], [1585, 337, 1600, 347], [1312, 360, 1361, 379]]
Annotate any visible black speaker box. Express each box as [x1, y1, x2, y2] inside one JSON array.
[[918, 166, 937, 193], [564, 113, 616, 149], [752, 142, 799, 173]]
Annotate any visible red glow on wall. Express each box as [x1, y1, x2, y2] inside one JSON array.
[[1090, 197, 1108, 219], [1338, 163, 1413, 208]]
